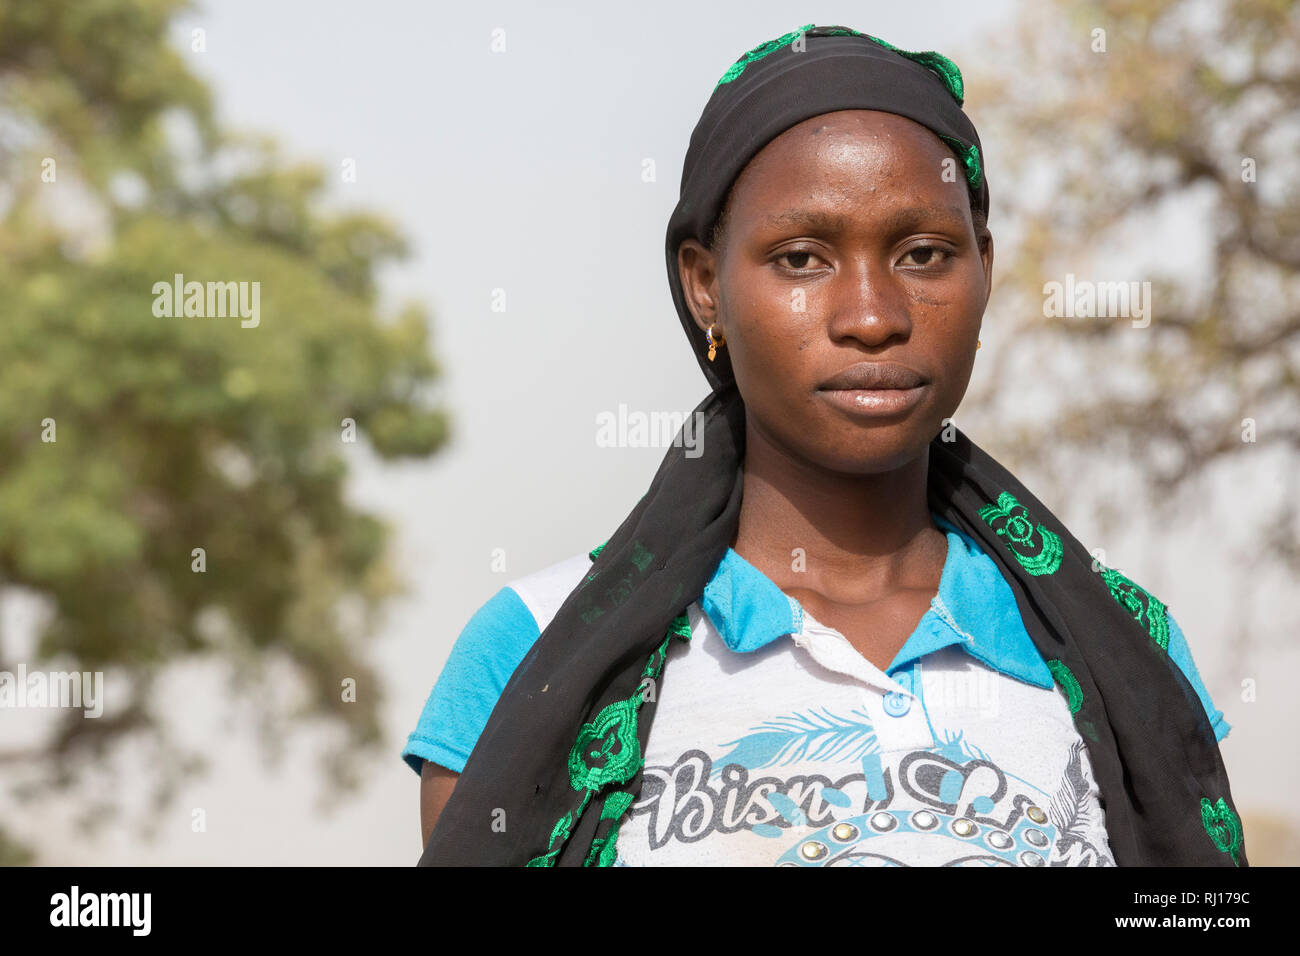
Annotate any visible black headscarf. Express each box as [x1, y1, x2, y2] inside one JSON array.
[[419, 24, 1246, 867]]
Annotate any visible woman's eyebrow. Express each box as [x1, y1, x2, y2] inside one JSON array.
[[762, 203, 967, 233]]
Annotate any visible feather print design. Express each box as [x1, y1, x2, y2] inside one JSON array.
[[935, 728, 993, 764], [1046, 737, 1116, 866], [710, 706, 880, 779]]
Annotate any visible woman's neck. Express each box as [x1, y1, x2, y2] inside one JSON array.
[[729, 422, 946, 607]]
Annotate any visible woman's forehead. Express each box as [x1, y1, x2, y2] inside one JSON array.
[[762, 110, 957, 166], [729, 115, 969, 211]]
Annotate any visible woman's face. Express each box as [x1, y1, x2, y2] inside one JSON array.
[[678, 109, 993, 475]]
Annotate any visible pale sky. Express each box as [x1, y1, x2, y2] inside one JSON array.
[[4, 0, 1292, 865]]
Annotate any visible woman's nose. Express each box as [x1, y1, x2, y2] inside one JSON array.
[[825, 262, 912, 347]]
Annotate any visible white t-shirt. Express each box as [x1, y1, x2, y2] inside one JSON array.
[[404, 515, 1230, 867]]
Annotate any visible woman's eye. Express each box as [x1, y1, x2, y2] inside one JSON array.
[[901, 244, 951, 267], [776, 249, 821, 270]]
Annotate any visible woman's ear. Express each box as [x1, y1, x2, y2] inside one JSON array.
[[979, 228, 994, 307], [678, 239, 723, 335]]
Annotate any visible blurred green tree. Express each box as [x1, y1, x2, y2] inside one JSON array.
[[0, 0, 450, 859]]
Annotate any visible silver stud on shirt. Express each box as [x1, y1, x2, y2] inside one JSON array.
[[870, 812, 898, 832], [911, 811, 939, 830], [986, 830, 1013, 850]]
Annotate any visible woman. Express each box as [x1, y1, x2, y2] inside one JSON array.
[[405, 24, 1245, 867]]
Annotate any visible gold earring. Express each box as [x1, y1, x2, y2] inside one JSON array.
[[706, 324, 726, 362], [976, 339, 982, 350]]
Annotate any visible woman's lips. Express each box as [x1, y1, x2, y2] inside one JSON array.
[[817, 384, 927, 417]]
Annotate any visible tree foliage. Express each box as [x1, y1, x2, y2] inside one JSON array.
[[963, 0, 1298, 585], [0, 0, 450, 857]]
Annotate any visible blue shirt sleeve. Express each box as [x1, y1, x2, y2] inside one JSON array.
[[401, 586, 541, 775], [1166, 612, 1230, 743]]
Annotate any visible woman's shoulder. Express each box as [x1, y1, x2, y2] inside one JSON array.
[[497, 548, 594, 634], [931, 513, 1230, 743], [401, 548, 597, 776], [441, 548, 594, 668]]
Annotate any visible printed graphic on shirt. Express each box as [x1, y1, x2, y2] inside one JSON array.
[[618, 706, 1115, 867]]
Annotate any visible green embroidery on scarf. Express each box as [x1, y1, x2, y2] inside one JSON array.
[[523, 813, 569, 867], [525, 789, 592, 867], [667, 611, 692, 641], [630, 540, 654, 572], [711, 26, 980, 205], [937, 135, 983, 192], [1046, 659, 1096, 741], [578, 539, 658, 625], [600, 789, 636, 821], [716, 23, 816, 87], [1046, 659, 1083, 714], [529, 612, 689, 865], [582, 790, 637, 867], [642, 613, 689, 679], [568, 697, 643, 792], [1200, 796, 1244, 866], [716, 25, 968, 107], [589, 822, 626, 867], [1100, 566, 1171, 652], [641, 635, 669, 680], [977, 491, 1064, 576], [861, 34, 966, 105]]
